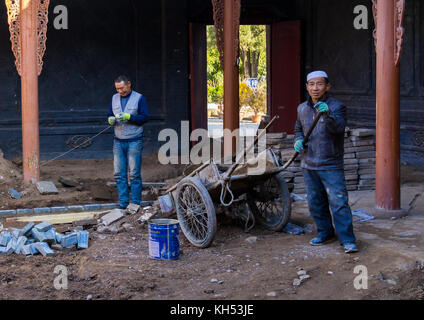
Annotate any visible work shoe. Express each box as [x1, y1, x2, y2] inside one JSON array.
[[343, 242, 359, 254], [309, 235, 336, 246]]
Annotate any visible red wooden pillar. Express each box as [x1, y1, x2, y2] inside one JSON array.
[[223, 0, 240, 158], [20, 0, 40, 183], [374, 0, 405, 211]]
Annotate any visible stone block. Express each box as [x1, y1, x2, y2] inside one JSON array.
[[34, 242, 54, 257], [344, 147, 356, 154], [67, 205, 85, 212], [83, 204, 101, 211], [100, 203, 119, 210], [294, 177, 304, 184], [44, 228, 56, 244], [35, 222, 53, 232], [360, 174, 376, 180], [0, 210, 16, 216], [51, 244, 63, 251], [29, 243, 39, 255], [61, 233, 78, 248], [25, 239, 35, 245], [19, 222, 35, 237], [352, 139, 375, 147], [36, 181, 59, 195], [355, 151, 376, 159], [354, 145, 376, 153], [126, 203, 140, 215], [344, 165, 359, 171], [0, 232, 11, 246], [345, 175, 359, 181], [58, 176, 79, 187], [350, 129, 376, 137], [55, 233, 64, 244], [6, 238, 17, 254], [11, 229, 21, 239], [346, 180, 359, 185], [51, 207, 68, 213], [77, 231, 89, 249], [359, 179, 376, 187], [347, 185, 358, 191], [344, 170, 358, 176], [73, 218, 98, 227], [344, 158, 359, 165], [344, 153, 356, 159], [17, 209, 33, 215], [14, 236, 27, 254], [20, 245, 32, 255], [359, 168, 376, 175], [34, 207, 51, 214], [31, 229, 47, 242], [358, 185, 375, 191], [100, 209, 126, 226], [267, 132, 287, 139]]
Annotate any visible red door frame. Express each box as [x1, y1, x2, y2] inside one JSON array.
[[270, 20, 302, 134]]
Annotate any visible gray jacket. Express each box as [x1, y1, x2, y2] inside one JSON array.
[[294, 95, 346, 170]]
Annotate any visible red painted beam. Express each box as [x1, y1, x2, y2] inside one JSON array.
[[20, 0, 40, 183], [223, 0, 240, 158], [375, 0, 401, 210]]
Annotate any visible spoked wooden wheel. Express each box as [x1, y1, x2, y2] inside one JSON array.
[[176, 177, 217, 248], [247, 173, 291, 231]]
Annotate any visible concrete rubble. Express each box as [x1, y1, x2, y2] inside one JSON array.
[[0, 221, 90, 256]]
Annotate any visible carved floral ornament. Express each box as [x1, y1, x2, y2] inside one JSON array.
[[5, 0, 50, 76], [371, 0, 405, 66]]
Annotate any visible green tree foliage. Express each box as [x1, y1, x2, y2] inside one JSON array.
[[207, 25, 267, 111], [239, 25, 267, 81]]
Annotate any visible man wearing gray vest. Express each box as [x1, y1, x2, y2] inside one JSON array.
[[107, 75, 149, 209]]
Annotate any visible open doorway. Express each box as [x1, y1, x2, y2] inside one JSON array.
[[206, 25, 268, 138], [189, 21, 302, 136]]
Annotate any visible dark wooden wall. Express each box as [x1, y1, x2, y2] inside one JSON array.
[[0, 0, 423, 165], [0, 0, 190, 160]]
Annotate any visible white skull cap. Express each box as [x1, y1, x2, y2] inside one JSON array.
[[307, 71, 328, 82]]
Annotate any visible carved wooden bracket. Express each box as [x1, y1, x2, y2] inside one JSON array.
[[394, 0, 405, 66], [371, 0, 405, 66], [5, 0, 50, 76], [212, 0, 241, 69], [372, 0, 377, 49]]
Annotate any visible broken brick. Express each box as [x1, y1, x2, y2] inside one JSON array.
[[33, 242, 54, 257], [77, 231, 89, 249], [35, 222, 53, 232], [19, 222, 35, 237], [14, 236, 27, 254], [0, 232, 11, 246], [61, 233, 78, 248]]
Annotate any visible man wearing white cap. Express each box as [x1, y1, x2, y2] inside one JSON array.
[[294, 71, 358, 254]]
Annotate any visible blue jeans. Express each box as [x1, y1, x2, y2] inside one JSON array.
[[113, 139, 143, 208], [303, 169, 356, 245]]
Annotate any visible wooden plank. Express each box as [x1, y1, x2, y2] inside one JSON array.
[[6, 211, 107, 224]]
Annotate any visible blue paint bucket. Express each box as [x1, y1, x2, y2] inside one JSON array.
[[148, 219, 180, 260]]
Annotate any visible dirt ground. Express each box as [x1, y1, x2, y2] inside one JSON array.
[[0, 153, 424, 300]]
